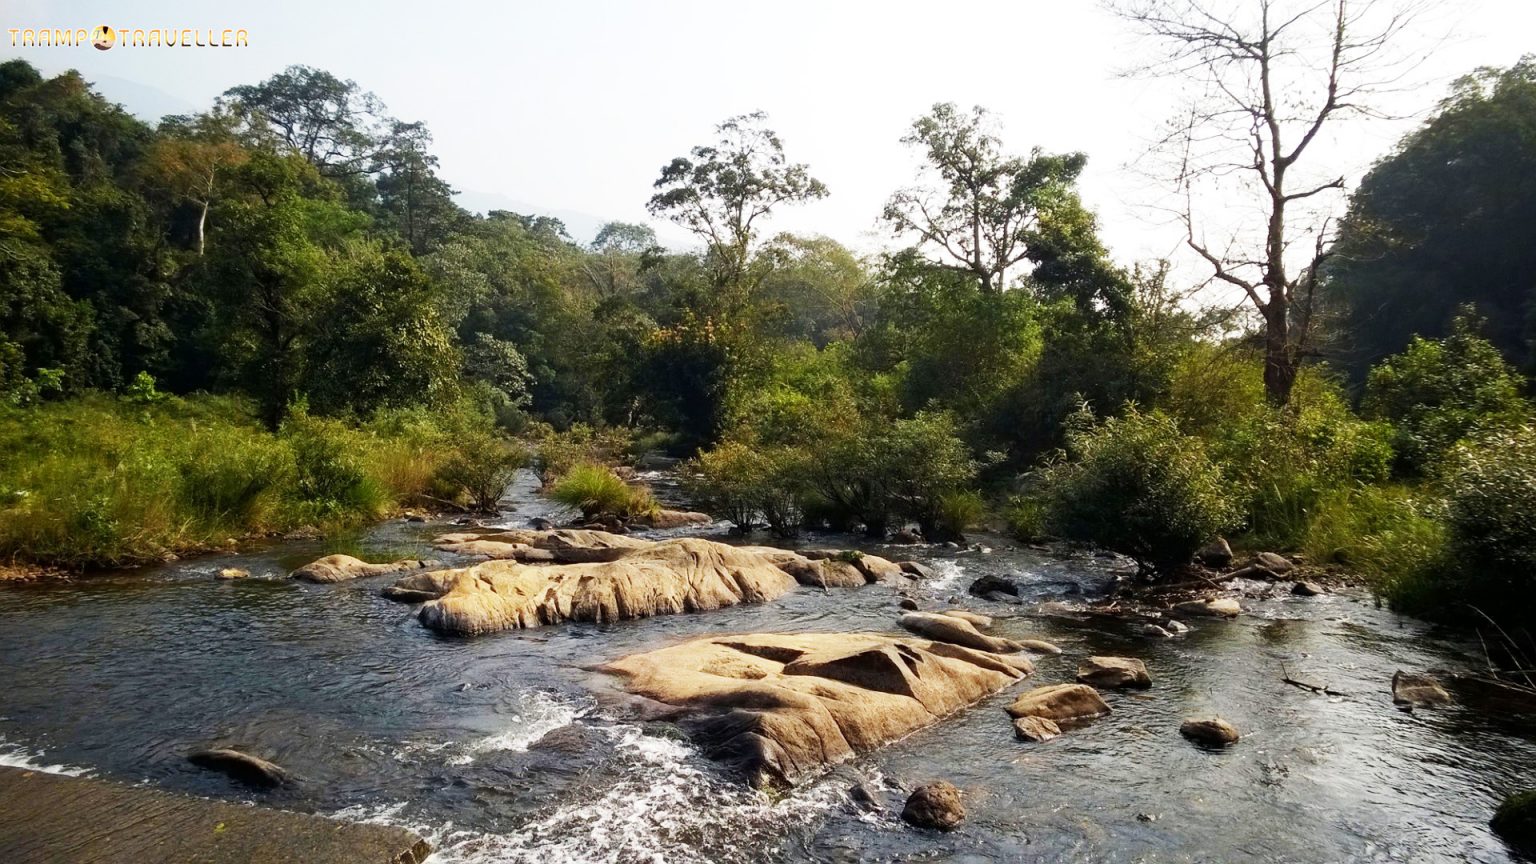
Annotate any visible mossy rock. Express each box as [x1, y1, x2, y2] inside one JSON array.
[[1492, 790, 1536, 851]]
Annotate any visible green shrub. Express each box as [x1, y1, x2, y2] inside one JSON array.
[[1441, 425, 1536, 613], [549, 462, 653, 520], [176, 424, 288, 525], [685, 442, 808, 536], [1036, 407, 1239, 572], [532, 423, 635, 484], [934, 490, 985, 541], [1363, 313, 1530, 476], [438, 433, 526, 512], [1004, 495, 1048, 541], [1302, 484, 1447, 602], [281, 413, 387, 521]]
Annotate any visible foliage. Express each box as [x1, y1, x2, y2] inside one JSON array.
[[1440, 426, 1536, 613], [1034, 407, 1239, 571], [1302, 484, 1447, 603], [437, 431, 526, 512], [531, 423, 635, 484], [548, 463, 654, 521], [1362, 313, 1530, 475], [685, 441, 807, 537]]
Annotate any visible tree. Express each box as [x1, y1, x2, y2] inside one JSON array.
[[757, 234, 875, 344], [647, 112, 827, 295], [884, 104, 1113, 297], [582, 221, 657, 300], [374, 120, 469, 254], [1110, 0, 1423, 405], [222, 66, 390, 179], [1326, 58, 1536, 376], [145, 111, 247, 255]]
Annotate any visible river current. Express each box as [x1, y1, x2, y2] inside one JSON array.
[[1, 469, 1531, 863]]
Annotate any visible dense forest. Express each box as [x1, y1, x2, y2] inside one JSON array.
[[2, 52, 1534, 623]]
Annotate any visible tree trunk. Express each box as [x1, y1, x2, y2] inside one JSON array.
[[196, 199, 208, 256], [1263, 301, 1297, 406]]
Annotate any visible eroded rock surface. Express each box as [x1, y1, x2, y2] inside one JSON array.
[[1006, 683, 1111, 723], [1077, 656, 1152, 689], [434, 528, 649, 563], [186, 748, 290, 788], [290, 555, 438, 584], [902, 781, 965, 831], [1392, 670, 1452, 708], [600, 632, 1031, 787], [898, 612, 1024, 654]]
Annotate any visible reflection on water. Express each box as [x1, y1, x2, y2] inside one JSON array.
[[0, 469, 1532, 862]]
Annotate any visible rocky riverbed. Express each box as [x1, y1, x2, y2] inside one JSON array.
[[0, 468, 1533, 863]]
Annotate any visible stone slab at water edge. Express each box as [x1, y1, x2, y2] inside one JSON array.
[[391, 537, 870, 635], [0, 765, 430, 864], [599, 632, 1034, 787]]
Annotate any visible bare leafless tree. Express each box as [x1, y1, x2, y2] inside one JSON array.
[[1108, 0, 1428, 405]]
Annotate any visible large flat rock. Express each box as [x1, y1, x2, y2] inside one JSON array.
[[0, 766, 429, 864], [600, 632, 1032, 788]]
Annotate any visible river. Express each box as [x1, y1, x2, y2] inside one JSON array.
[[0, 469, 1531, 863]]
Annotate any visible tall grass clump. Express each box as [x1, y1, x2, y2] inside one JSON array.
[[549, 462, 654, 521]]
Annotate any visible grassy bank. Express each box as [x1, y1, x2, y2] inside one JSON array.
[[0, 393, 517, 569]]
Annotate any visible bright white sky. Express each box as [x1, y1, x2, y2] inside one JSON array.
[[8, 0, 1535, 275]]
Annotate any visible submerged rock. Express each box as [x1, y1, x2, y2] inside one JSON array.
[[899, 597, 920, 611], [1392, 670, 1452, 708], [899, 561, 936, 580], [1013, 715, 1062, 742], [290, 555, 438, 584], [1179, 717, 1240, 747], [938, 609, 993, 629], [1291, 580, 1325, 597], [890, 527, 924, 545], [1017, 639, 1063, 655], [1007, 684, 1111, 723], [216, 567, 250, 580], [902, 781, 965, 831], [898, 612, 1024, 654], [968, 574, 1022, 598], [600, 632, 1031, 787], [1077, 656, 1152, 689], [187, 748, 290, 788], [407, 538, 809, 636], [852, 553, 904, 582]]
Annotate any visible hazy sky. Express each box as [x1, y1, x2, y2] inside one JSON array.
[[8, 0, 1534, 268]]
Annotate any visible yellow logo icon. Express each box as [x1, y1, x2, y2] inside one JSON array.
[[91, 24, 114, 50]]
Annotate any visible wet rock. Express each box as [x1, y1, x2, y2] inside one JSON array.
[[434, 539, 528, 560], [1164, 619, 1190, 635], [938, 609, 992, 629], [1006, 684, 1111, 723], [899, 597, 920, 611], [600, 633, 1030, 787], [405, 513, 428, 523], [411, 538, 810, 636], [1291, 580, 1325, 597], [435, 528, 649, 563], [282, 525, 322, 541], [381, 585, 439, 603], [187, 748, 290, 788], [890, 527, 924, 545], [1077, 656, 1152, 689], [1141, 623, 1174, 639], [898, 561, 936, 580], [899, 612, 1024, 654], [1012, 715, 1061, 742], [528, 517, 555, 530], [1254, 551, 1295, 574], [848, 779, 882, 812], [1017, 639, 1063, 655], [852, 553, 904, 582], [1492, 790, 1536, 853], [902, 781, 965, 831], [290, 555, 438, 584], [216, 567, 250, 580], [1179, 717, 1240, 747], [1392, 670, 1452, 708], [1173, 597, 1242, 618], [968, 574, 1022, 598], [1197, 537, 1233, 568], [634, 509, 712, 530]]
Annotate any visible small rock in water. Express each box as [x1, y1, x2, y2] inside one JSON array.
[[1291, 580, 1325, 597], [1179, 717, 1240, 747], [1136, 812, 1159, 823], [899, 597, 920, 611], [216, 567, 250, 580], [890, 527, 924, 545], [1141, 623, 1174, 639], [902, 781, 965, 831], [898, 561, 935, 580], [1018, 639, 1063, 655], [968, 574, 1022, 598], [1007, 684, 1111, 723], [1077, 656, 1152, 689], [187, 748, 291, 788], [528, 517, 555, 530], [1392, 670, 1452, 708], [1013, 715, 1061, 742], [404, 513, 428, 523], [1164, 619, 1190, 635], [1174, 597, 1241, 618], [848, 779, 882, 812], [938, 609, 992, 629]]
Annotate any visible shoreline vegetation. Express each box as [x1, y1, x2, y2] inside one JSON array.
[[2, 51, 1535, 636]]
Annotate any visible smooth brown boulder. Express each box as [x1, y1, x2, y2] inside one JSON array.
[[410, 538, 806, 635], [1013, 715, 1061, 742], [1173, 597, 1242, 618], [852, 553, 904, 582], [1197, 537, 1233, 568], [187, 748, 290, 788], [898, 612, 1024, 654], [433, 539, 528, 559], [902, 781, 965, 831], [290, 555, 438, 584], [434, 528, 649, 563], [1007, 684, 1111, 723], [600, 632, 1030, 787], [216, 567, 249, 580], [899, 561, 936, 580], [1255, 551, 1295, 574], [938, 609, 993, 629], [636, 509, 713, 530], [1291, 580, 1325, 596], [1077, 656, 1152, 689], [1180, 717, 1240, 747], [1392, 670, 1452, 708]]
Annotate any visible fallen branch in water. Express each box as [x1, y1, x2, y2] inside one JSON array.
[[1281, 663, 1352, 698]]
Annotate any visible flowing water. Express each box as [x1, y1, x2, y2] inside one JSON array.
[[1, 469, 1532, 863]]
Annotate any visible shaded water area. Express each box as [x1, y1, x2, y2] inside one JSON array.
[[1, 469, 1533, 863]]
